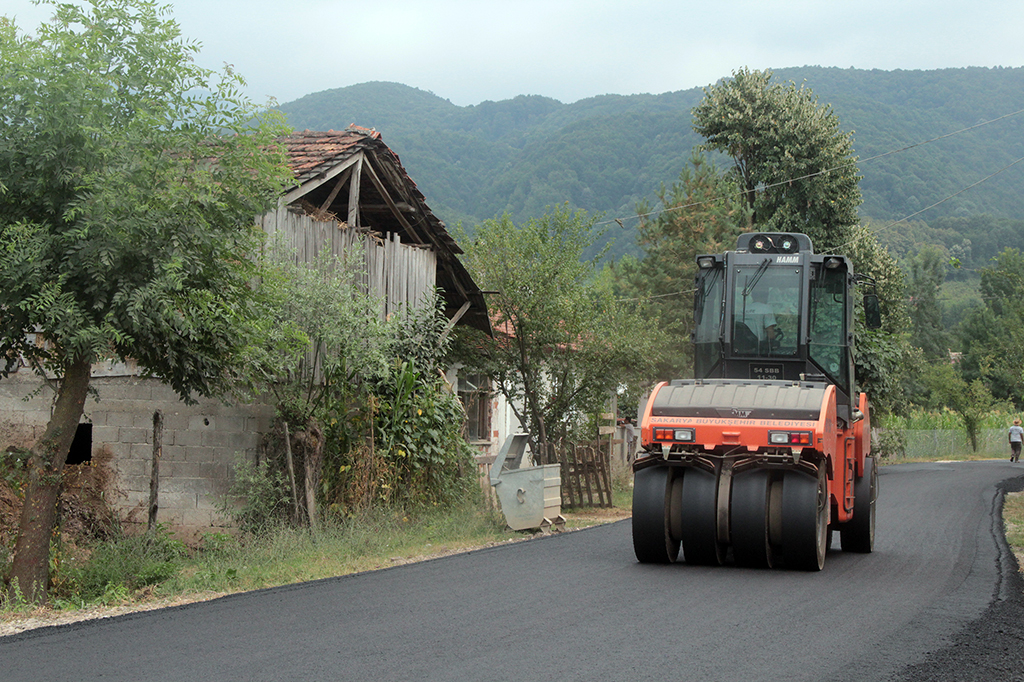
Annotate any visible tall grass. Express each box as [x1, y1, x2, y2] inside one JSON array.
[[883, 408, 1017, 432], [876, 408, 1023, 461], [1, 503, 518, 614], [165, 504, 514, 595]]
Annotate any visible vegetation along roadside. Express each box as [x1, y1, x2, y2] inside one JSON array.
[[0, 449, 632, 636]]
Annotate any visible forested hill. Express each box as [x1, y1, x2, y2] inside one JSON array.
[[278, 67, 1024, 254]]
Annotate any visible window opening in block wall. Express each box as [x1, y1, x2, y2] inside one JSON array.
[[66, 423, 92, 465], [457, 374, 491, 443]]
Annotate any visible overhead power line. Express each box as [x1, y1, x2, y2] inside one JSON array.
[[595, 105, 1024, 231], [826, 154, 1024, 253]]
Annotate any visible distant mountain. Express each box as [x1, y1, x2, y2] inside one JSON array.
[[278, 68, 1024, 257]]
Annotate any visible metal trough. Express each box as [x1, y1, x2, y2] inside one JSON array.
[[489, 434, 565, 532]]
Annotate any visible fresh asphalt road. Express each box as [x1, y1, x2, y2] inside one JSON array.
[[2, 460, 1022, 682]]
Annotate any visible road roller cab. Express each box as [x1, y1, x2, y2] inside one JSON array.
[[632, 232, 879, 570]]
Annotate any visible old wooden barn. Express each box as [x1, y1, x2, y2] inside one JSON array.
[[0, 126, 490, 528]]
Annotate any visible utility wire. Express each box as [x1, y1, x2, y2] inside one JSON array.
[[614, 150, 1024, 304], [616, 287, 697, 303], [825, 154, 1024, 253], [608, 108, 1024, 302], [595, 105, 1024, 230]]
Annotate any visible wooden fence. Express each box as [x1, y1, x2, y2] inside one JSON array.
[[475, 453, 498, 510], [545, 441, 614, 509], [260, 208, 437, 317], [478, 440, 615, 511]]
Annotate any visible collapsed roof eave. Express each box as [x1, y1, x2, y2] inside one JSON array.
[[278, 127, 491, 336]]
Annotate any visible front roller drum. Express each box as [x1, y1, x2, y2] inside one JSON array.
[[781, 467, 829, 571], [632, 466, 680, 563]]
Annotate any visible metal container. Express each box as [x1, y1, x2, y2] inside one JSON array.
[[490, 434, 564, 532]]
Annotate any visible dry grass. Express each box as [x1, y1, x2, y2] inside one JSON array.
[[1004, 491, 1024, 574], [0, 502, 632, 637]]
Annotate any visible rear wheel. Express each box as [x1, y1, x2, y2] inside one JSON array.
[[632, 466, 680, 563], [840, 456, 877, 553], [680, 468, 723, 565], [730, 470, 774, 568], [781, 468, 828, 571]]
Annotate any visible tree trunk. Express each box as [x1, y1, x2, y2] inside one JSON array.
[[7, 356, 92, 604], [282, 420, 301, 526]]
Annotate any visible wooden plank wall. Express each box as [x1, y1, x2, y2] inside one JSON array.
[[260, 209, 437, 317]]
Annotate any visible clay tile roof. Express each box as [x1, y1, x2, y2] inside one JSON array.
[[277, 126, 447, 248], [281, 127, 379, 185]]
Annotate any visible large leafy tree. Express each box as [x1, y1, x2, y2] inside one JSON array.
[[0, 0, 291, 602], [923, 362, 998, 452], [957, 247, 1024, 406], [692, 67, 862, 248], [907, 244, 949, 361], [454, 205, 658, 459], [628, 152, 751, 377], [844, 224, 913, 417]]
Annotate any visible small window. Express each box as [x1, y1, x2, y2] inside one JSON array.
[[458, 374, 491, 443], [809, 266, 848, 388], [66, 423, 92, 465]]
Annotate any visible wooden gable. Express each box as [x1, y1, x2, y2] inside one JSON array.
[[275, 127, 490, 335]]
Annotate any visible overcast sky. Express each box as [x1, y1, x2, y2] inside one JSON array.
[[4, 0, 1024, 107]]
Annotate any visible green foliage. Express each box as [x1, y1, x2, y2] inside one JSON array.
[[56, 525, 187, 603], [278, 69, 1024, 259], [692, 68, 862, 248], [907, 244, 950, 360], [924, 362, 1001, 451], [0, 0, 292, 396], [242, 246, 478, 518], [221, 456, 292, 533], [626, 152, 751, 377], [871, 215, 1024, 279], [453, 205, 660, 455], [4, 503, 518, 611], [369, 360, 476, 507], [0, 0, 293, 604], [873, 426, 907, 459], [0, 447, 29, 493], [247, 244, 389, 424], [143, 503, 508, 597], [844, 224, 914, 417], [792, 66, 1024, 223], [315, 297, 477, 511], [940, 279, 983, 331], [957, 248, 1024, 406]]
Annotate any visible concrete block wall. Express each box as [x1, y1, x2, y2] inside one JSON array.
[[0, 372, 274, 528]]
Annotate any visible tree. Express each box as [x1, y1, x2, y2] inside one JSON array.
[[692, 68, 862, 249], [957, 248, 1024, 406], [454, 205, 658, 459], [907, 244, 949, 361], [628, 152, 751, 377], [844, 224, 914, 417], [0, 1, 291, 602], [924, 362, 998, 452], [241, 245, 388, 528]]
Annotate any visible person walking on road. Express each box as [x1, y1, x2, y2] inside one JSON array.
[[1010, 418, 1023, 462]]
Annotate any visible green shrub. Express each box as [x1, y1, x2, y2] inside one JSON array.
[[58, 525, 187, 602], [1, 446, 29, 492], [372, 360, 477, 508], [221, 456, 292, 533], [874, 427, 907, 459]]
